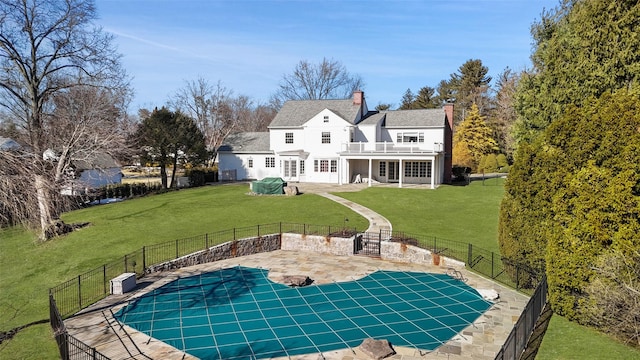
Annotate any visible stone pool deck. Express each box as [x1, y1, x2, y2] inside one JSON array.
[[65, 250, 529, 360]]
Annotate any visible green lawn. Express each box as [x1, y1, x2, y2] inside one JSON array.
[[1, 180, 638, 359], [336, 180, 505, 253]]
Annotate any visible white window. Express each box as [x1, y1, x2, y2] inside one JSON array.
[[265, 157, 275, 168], [248, 159, 253, 168], [403, 161, 430, 178], [314, 159, 337, 173], [299, 160, 305, 175], [320, 160, 329, 172], [379, 162, 386, 177], [397, 132, 424, 143], [323, 115, 329, 123], [285, 132, 293, 144], [321, 132, 331, 144]]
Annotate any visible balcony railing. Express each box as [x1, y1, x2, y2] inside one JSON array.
[[341, 142, 444, 154]]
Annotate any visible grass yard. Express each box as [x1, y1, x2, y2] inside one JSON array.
[[0, 184, 368, 359], [336, 179, 505, 253], [1, 179, 638, 359]]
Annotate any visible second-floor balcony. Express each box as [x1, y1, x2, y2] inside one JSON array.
[[341, 142, 444, 155]]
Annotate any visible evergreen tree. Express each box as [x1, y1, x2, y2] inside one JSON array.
[[543, 90, 640, 324], [136, 108, 207, 189], [399, 88, 416, 110], [513, 0, 640, 144], [449, 59, 493, 123], [501, 0, 640, 314], [452, 141, 474, 170], [452, 104, 498, 170], [412, 86, 440, 109]]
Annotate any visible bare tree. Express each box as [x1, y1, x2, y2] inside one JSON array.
[[488, 68, 519, 160], [271, 57, 364, 106], [47, 85, 132, 184], [0, 0, 128, 240], [172, 78, 273, 164], [587, 249, 640, 346], [236, 104, 276, 132]]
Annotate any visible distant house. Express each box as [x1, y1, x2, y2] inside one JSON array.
[[218, 91, 453, 188], [0, 136, 20, 151], [61, 152, 123, 195]]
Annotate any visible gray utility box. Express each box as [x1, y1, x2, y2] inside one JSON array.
[[110, 273, 137, 294]]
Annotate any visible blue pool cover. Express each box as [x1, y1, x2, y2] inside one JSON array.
[[114, 266, 492, 359]]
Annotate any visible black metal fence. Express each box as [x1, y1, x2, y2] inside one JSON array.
[[49, 223, 546, 360], [495, 275, 548, 360], [50, 293, 109, 360]]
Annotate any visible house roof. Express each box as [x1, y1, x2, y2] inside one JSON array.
[[357, 112, 385, 125], [218, 132, 271, 153], [73, 152, 121, 170], [382, 108, 446, 128], [0, 136, 20, 150], [268, 99, 361, 127]]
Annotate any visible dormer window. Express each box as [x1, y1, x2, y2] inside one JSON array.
[[323, 115, 329, 123], [285, 132, 293, 144], [397, 132, 424, 143]]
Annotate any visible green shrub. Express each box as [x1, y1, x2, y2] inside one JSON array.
[[496, 153, 508, 168], [482, 154, 499, 173], [185, 167, 217, 187]]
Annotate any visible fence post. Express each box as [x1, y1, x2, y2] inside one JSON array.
[[175, 239, 179, 259], [77, 275, 82, 310], [279, 222, 282, 234], [103, 265, 107, 295], [257, 224, 260, 237], [142, 246, 146, 270], [491, 252, 495, 278], [205, 234, 209, 249], [516, 266, 520, 290], [124, 254, 128, 272], [233, 228, 236, 240], [468, 243, 472, 267]]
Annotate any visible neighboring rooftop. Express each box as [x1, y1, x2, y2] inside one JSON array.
[[0, 136, 20, 150], [218, 132, 271, 153]]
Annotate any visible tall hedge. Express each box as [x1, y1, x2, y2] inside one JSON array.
[[544, 91, 640, 321], [502, 90, 640, 325]]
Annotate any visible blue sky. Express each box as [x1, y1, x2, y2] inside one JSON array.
[[95, 0, 559, 110]]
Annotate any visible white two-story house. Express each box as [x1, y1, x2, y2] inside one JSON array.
[[218, 91, 453, 188]]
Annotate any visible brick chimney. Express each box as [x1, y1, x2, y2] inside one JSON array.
[[353, 90, 363, 105], [443, 103, 454, 184]]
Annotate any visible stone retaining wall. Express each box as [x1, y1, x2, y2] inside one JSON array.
[[380, 241, 465, 269], [281, 233, 465, 269], [145, 233, 465, 274], [280, 233, 354, 256], [145, 234, 281, 273]]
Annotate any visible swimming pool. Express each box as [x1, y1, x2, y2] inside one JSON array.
[[114, 266, 492, 359]]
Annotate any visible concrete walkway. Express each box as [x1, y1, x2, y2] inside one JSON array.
[[292, 182, 395, 234]]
